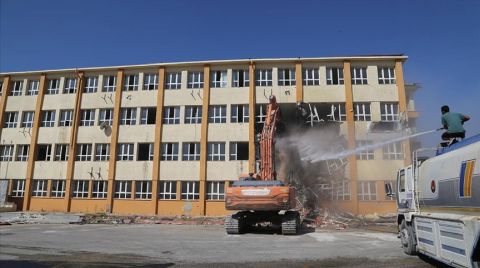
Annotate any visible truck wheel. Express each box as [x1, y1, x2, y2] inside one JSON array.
[[400, 220, 417, 255]]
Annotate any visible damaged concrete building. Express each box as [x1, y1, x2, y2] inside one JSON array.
[[0, 55, 419, 216]]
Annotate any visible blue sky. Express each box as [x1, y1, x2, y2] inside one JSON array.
[[1, 0, 479, 145]]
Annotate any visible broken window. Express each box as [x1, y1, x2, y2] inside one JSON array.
[[98, 109, 113, 126], [231, 104, 249, 123], [380, 102, 399, 121], [233, 69, 249, 87], [76, 144, 92, 161], [165, 72, 181, 90], [92, 181, 108, 198], [159, 181, 177, 200], [21, 111, 34, 128], [46, 79, 59, 94], [51, 180, 66, 198], [114, 181, 132, 199], [161, 143, 178, 161], [378, 67, 396, 85], [11, 180, 25, 197], [323, 103, 346, 122], [326, 67, 344, 85], [59, 110, 73, 127], [41, 110, 56, 127], [182, 142, 200, 161], [211, 70, 227, 88], [135, 181, 152, 199], [354, 103, 371, 121], [9, 81, 23, 96], [356, 140, 374, 160], [84, 76, 98, 93], [206, 182, 225, 200], [207, 142, 225, 161], [37, 144, 52, 161], [351, 67, 368, 85], [117, 143, 134, 161], [138, 143, 154, 161], [255, 69, 272, 86], [0, 145, 13, 161], [95, 143, 110, 161], [123, 74, 139, 91], [303, 68, 320, 86], [187, 71, 204, 89], [140, 107, 156, 125], [181, 181, 199, 200], [27, 80, 39, 95], [120, 108, 137, 125], [143, 73, 158, 90], [32, 180, 48, 197], [230, 142, 248, 160], [54, 144, 69, 161], [185, 106, 202, 124], [208, 105, 226, 123], [383, 142, 404, 160], [358, 181, 377, 201], [4, 112, 18, 128], [331, 181, 351, 201], [80, 109, 96, 126], [278, 68, 296, 86], [16, 145, 29, 161], [163, 106, 180, 124], [102, 75, 116, 92], [73, 180, 89, 198]]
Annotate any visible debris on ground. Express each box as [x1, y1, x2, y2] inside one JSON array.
[[80, 213, 225, 225]]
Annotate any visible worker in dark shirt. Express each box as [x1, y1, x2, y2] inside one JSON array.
[[441, 105, 470, 140]]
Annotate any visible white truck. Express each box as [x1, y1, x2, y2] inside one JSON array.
[[386, 134, 480, 268]]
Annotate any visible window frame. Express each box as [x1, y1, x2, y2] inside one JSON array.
[[187, 71, 204, 89], [16, 144, 29, 161], [255, 69, 273, 86], [72, 180, 89, 198], [84, 76, 98, 93], [102, 75, 116, 92], [80, 109, 96, 126], [59, 109, 73, 127], [303, 68, 320, 86], [21, 111, 34, 128], [351, 67, 368, 85], [211, 70, 228, 88], [54, 144, 69, 161], [40, 110, 56, 127], [27, 80, 40, 95], [358, 181, 377, 201], [232, 69, 249, 87], [326, 67, 344, 85], [76, 144, 92, 161], [181, 181, 199, 200], [231, 104, 249, 123], [92, 181, 108, 198], [378, 67, 396, 85], [120, 108, 137, 125], [117, 143, 134, 161], [277, 68, 296, 86], [353, 103, 371, 121], [207, 142, 226, 161], [143, 73, 158, 90], [165, 72, 182, 90], [161, 143, 179, 161], [135, 181, 152, 199], [95, 143, 110, 161], [159, 181, 177, 200], [10, 81, 23, 96], [208, 105, 227, 123], [163, 106, 180, 124], [114, 181, 132, 199], [46, 79, 60, 95], [64, 78, 77, 94], [12, 179, 25, 197], [51, 180, 66, 198], [206, 181, 225, 200], [123, 74, 139, 91], [4, 112, 18, 128], [32, 180, 48, 197], [182, 142, 200, 161]]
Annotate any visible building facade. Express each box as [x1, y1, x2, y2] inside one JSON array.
[[0, 55, 418, 216]]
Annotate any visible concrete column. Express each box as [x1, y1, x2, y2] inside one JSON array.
[[295, 62, 303, 102], [199, 65, 211, 215], [248, 63, 256, 173], [0, 76, 11, 139]]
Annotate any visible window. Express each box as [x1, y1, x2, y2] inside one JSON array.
[[184, 106, 202, 124], [4, 112, 18, 128], [76, 144, 92, 161], [95, 144, 110, 161], [232, 69, 249, 87], [165, 72, 181, 90], [211, 70, 227, 88], [354, 103, 371, 121], [207, 142, 225, 161], [51, 180, 66, 198], [21, 111, 34, 128], [64, 78, 77, 94], [137, 143, 154, 161], [208, 105, 227, 123], [385, 180, 397, 201], [140, 107, 156, 125], [182, 143, 200, 161], [10, 81, 23, 96], [326, 67, 344, 85], [181, 181, 199, 200], [12, 180, 25, 197], [16, 145, 29, 161], [231, 104, 249, 123], [41, 110, 56, 127], [331, 181, 351, 201], [159, 181, 177, 200], [351, 67, 368, 85], [378, 67, 396, 84], [120, 108, 137, 125], [124, 74, 139, 91], [84, 76, 98, 93], [80, 109, 95, 126], [32, 180, 48, 197], [230, 142, 248, 160], [255, 105, 267, 124], [356, 141, 374, 160], [327, 103, 346, 121], [380, 103, 399, 121], [103, 75, 116, 92], [358, 181, 377, 201], [161, 143, 178, 161], [187, 71, 204, 89], [92, 181, 108, 198], [255, 69, 272, 86], [303, 68, 320, 86], [54, 144, 69, 161], [27, 80, 39, 95], [383, 142, 404, 160], [135, 181, 152, 199], [207, 182, 225, 200], [0, 145, 13, 161], [0, 81, 2, 95], [117, 143, 134, 161], [98, 109, 113, 126], [115, 181, 132, 199], [143, 73, 158, 90], [72, 180, 89, 198], [59, 110, 73, 127], [37, 144, 52, 161], [46, 79, 59, 94], [163, 106, 180, 124], [278, 68, 296, 86]]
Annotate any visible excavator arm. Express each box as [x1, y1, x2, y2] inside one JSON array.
[[259, 95, 280, 181]]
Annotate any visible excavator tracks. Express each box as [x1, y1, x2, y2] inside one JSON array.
[[281, 212, 300, 235], [225, 215, 242, 234]]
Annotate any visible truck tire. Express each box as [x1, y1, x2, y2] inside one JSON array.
[[400, 219, 417, 255]]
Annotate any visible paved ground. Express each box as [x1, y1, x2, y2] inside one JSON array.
[[0, 224, 437, 267]]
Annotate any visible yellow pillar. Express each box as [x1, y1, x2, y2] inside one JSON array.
[[151, 67, 166, 214], [199, 65, 211, 215], [0, 76, 11, 139], [248, 63, 256, 173], [23, 74, 47, 210], [343, 61, 359, 214], [106, 69, 124, 212], [395, 60, 412, 165], [295, 62, 303, 102]]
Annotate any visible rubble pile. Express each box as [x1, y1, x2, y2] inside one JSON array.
[[81, 213, 225, 225]]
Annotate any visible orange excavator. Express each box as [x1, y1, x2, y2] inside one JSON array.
[[224, 95, 300, 235]]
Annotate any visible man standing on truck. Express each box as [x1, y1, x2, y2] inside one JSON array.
[[441, 105, 470, 140]]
